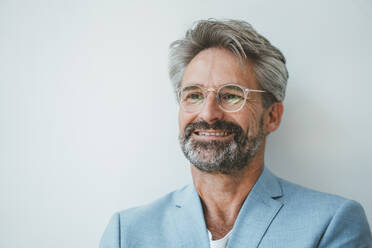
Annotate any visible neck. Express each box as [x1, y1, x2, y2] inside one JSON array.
[[191, 149, 265, 239]]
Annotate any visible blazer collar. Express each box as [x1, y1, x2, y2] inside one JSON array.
[[227, 167, 284, 248], [172, 184, 210, 248], [172, 167, 283, 248]]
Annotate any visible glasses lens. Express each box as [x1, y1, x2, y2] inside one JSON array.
[[218, 85, 245, 111], [179, 85, 205, 112]]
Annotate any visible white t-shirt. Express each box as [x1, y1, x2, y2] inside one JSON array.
[[208, 229, 233, 248]]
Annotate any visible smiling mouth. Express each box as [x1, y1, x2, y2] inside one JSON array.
[[193, 130, 231, 137]]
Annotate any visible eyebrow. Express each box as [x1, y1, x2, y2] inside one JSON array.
[[181, 82, 203, 88], [181, 82, 243, 88]]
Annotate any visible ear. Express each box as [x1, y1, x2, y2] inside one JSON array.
[[264, 102, 284, 134]]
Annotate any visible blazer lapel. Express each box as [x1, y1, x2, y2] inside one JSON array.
[[172, 185, 210, 248], [227, 168, 284, 248]]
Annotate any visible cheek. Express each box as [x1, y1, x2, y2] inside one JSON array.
[[239, 106, 263, 136], [178, 111, 196, 135], [246, 117, 260, 136]]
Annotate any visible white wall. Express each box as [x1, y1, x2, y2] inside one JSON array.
[[1, 0, 371, 247]]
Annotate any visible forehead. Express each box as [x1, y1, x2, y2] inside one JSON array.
[[181, 47, 258, 89]]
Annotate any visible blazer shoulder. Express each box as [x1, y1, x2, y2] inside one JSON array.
[[264, 177, 372, 245], [277, 176, 349, 207], [317, 199, 372, 246], [118, 184, 190, 220], [118, 185, 192, 232], [100, 185, 192, 248], [274, 177, 372, 246]]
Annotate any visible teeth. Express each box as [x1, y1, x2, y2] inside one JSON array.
[[198, 132, 228, 136]]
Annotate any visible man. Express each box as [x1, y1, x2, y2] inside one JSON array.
[[100, 19, 372, 247]]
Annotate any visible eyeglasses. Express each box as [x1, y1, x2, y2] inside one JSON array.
[[176, 83, 265, 113]]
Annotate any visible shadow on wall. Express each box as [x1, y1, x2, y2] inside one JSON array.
[[266, 86, 360, 192]]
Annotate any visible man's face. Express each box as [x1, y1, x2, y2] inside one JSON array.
[[178, 47, 267, 174]]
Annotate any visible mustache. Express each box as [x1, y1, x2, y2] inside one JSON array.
[[183, 120, 245, 143]]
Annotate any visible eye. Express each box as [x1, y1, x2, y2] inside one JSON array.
[[220, 93, 244, 105], [183, 92, 204, 104], [189, 93, 203, 100]]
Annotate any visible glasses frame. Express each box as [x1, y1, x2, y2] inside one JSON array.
[[176, 83, 266, 113]]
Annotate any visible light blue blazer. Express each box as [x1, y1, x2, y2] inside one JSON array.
[[100, 168, 372, 247]]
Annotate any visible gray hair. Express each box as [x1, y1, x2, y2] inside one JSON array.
[[168, 19, 289, 108]]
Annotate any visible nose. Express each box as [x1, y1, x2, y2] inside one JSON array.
[[197, 92, 224, 124]]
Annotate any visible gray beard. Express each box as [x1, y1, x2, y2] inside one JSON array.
[[179, 118, 265, 175]]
